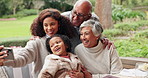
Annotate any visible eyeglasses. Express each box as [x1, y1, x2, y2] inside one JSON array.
[[72, 10, 90, 19]]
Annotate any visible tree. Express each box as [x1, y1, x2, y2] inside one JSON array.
[[22, 0, 34, 9], [11, 0, 23, 15], [43, 0, 76, 12], [0, 0, 11, 17], [95, 0, 112, 29], [33, 0, 44, 14]]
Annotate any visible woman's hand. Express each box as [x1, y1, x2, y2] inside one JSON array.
[[100, 38, 115, 49], [0, 45, 4, 50], [68, 70, 84, 78], [0, 45, 8, 66], [81, 66, 92, 78]]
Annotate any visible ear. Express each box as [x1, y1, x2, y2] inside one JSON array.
[[58, 24, 60, 30], [65, 45, 68, 49], [96, 34, 101, 40]]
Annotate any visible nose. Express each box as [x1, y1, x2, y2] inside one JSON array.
[[47, 25, 52, 30], [73, 15, 79, 20], [53, 43, 58, 48]]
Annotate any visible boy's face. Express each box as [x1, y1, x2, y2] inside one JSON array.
[[49, 37, 67, 56]]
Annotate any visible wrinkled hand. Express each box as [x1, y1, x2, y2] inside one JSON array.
[[30, 36, 40, 40], [81, 66, 92, 78], [0, 45, 4, 50], [0, 45, 8, 66], [68, 70, 84, 78], [100, 38, 115, 49]]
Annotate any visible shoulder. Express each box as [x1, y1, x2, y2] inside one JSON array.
[[26, 36, 46, 46], [28, 36, 46, 43], [90, 12, 100, 21], [69, 53, 77, 57], [61, 11, 71, 18], [104, 44, 118, 56], [75, 43, 83, 49], [45, 54, 60, 60], [74, 43, 84, 53], [91, 12, 99, 18], [61, 11, 71, 16], [69, 53, 81, 62]]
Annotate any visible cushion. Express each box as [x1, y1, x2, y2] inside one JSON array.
[[2, 63, 33, 78]]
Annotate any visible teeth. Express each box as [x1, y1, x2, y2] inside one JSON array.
[[47, 29, 54, 34], [54, 47, 60, 52], [48, 31, 53, 34], [83, 40, 88, 44]]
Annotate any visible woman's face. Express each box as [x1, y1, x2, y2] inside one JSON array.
[[80, 26, 98, 48], [49, 37, 67, 56], [43, 17, 59, 36]]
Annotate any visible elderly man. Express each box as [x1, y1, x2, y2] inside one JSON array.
[[62, 0, 111, 51], [74, 20, 123, 78], [62, 0, 99, 27]]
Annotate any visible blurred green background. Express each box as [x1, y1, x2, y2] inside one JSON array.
[[0, 0, 147, 58]]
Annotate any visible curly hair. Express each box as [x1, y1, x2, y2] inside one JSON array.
[[30, 8, 76, 38], [46, 34, 72, 54]]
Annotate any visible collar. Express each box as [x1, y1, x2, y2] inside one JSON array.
[[60, 53, 70, 59], [46, 34, 50, 38], [85, 41, 103, 53]]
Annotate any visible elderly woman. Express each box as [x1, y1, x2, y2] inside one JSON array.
[[74, 20, 123, 78]]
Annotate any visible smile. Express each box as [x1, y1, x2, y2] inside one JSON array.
[[54, 47, 61, 52]]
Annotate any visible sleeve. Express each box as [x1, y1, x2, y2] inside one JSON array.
[[110, 47, 123, 74], [92, 74, 108, 78], [38, 55, 59, 78], [3, 40, 38, 67], [74, 45, 80, 55]]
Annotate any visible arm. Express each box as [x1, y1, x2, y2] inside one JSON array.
[[81, 66, 92, 78], [3, 40, 39, 67], [29, 36, 40, 40], [68, 70, 84, 78], [38, 55, 58, 78], [100, 37, 115, 49], [110, 47, 123, 74]]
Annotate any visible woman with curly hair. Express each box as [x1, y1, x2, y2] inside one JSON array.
[[30, 8, 75, 38], [0, 8, 76, 78]]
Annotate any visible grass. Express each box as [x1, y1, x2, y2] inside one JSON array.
[[114, 20, 148, 31], [0, 15, 37, 39], [103, 29, 127, 38], [104, 19, 148, 58], [114, 37, 148, 58]]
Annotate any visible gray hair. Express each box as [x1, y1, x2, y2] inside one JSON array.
[[73, 0, 92, 12], [80, 20, 103, 37]]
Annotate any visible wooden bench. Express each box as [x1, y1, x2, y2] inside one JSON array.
[[120, 57, 148, 69]]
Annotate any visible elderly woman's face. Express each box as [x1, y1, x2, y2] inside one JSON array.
[[80, 26, 98, 48], [43, 17, 59, 36]]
